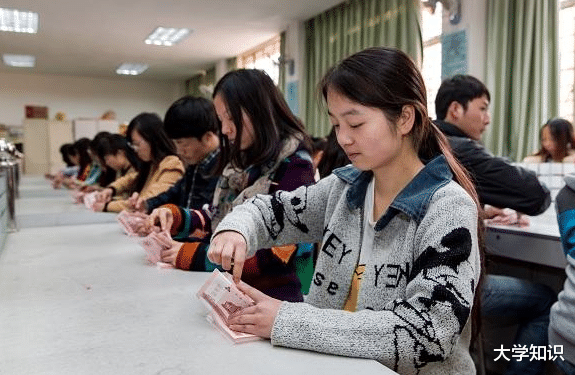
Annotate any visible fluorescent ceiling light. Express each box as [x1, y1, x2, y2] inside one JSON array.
[[0, 8, 38, 33], [145, 27, 190, 46], [116, 63, 148, 76], [3, 54, 35, 67]]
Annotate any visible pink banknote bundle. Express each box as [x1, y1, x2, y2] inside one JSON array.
[[117, 210, 147, 236], [137, 231, 174, 269], [83, 192, 98, 210], [71, 191, 84, 204], [196, 269, 260, 344]]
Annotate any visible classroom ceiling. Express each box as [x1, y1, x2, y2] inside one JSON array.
[[0, 0, 343, 81]]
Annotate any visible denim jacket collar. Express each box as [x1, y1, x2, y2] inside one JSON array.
[[333, 155, 453, 229]]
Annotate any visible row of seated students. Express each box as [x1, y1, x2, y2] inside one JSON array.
[[50, 133, 138, 190], [48, 48, 574, 375], [49, 137, 114, 189]]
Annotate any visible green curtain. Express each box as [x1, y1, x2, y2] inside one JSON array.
[[279, 31, 286, 94], [226, 57, 237, 71], [205, 67, 216, 88], [304, 0, 423, 137], [484, 0, 559, 160], [186, 75, 203, 97]]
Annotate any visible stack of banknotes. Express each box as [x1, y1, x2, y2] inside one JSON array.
[[83, 191, 98, 210], [116, 210, 146, 236], [71, 190, 84, 204], [197, 269, 260, 344], [137, 231, 173, 268]]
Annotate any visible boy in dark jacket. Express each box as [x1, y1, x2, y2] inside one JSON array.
[[434, 74, 550, 216], [435, 75, 556, 375]]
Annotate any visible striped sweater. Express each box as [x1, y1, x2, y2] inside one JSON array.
[[165, 147, 316, 302]]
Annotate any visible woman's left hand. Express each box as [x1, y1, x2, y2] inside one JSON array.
[[131, 213, 157, 236], [152, 231, 182, 265], [227, 281, 282, 339]]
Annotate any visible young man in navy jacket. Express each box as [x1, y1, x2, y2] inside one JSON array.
[[435, 75, 556, 375]]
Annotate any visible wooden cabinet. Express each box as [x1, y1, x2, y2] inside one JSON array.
[[73, 119, 119, 140], [22, 119, 73, 175]]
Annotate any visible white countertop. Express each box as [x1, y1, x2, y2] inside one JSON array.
[[15, 176, 117, 228], [19, 175, 53, 187], [485, 208, 567, 268], [19, 178, 72, 198], [0, 223, 394, 375]]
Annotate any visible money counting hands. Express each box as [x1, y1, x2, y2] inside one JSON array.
[[197, 269, 261, 344]]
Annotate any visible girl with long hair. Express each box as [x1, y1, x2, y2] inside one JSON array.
[[95, 133, 141, 181], [94, 113, 184, 212], [207, 48, 483, 374], [53, 138, 93, 189], [147, 69, 316, 302], [524, 118, 575, 163]]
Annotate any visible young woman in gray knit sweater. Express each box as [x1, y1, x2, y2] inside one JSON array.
[[208, 47, 483, 375]]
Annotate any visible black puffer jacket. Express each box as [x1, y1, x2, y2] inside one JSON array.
[[435, 120, 551, 216]]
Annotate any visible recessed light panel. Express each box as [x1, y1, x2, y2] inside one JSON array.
[[0, 8, 38, 33], [145, 27, 190, 46], [116, 63, 148, 75], [3, 54, 35, 67]]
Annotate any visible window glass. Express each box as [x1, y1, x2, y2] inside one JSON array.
[[237, 35, 281, 85], [421, 1, 443, 120]]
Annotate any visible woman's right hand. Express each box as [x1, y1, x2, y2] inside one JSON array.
[[129, 212, 157, 236], [147, 207, 174, 232], [96, 188, 113, 203], [208, 231, 247, 283], [92, 200, 106, 212], [127, 192, 147, 213]]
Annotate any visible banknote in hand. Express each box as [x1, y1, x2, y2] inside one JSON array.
[[138, 232, 165, 264], [83, 191, 98, 210], [72, 190, 84, 204], [206, 309, 261, 344], [117, 210, 136, 235], [117, 210, 147, 236], [196, 269, 260, 343]]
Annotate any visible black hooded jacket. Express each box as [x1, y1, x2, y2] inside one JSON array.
[[435, 120, 551, 216]]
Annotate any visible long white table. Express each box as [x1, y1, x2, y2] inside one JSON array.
[[0, 223, 394, 375], [19, 179, 71, 198], [485, 209, 567, 269], [15, 176, 117, 228]]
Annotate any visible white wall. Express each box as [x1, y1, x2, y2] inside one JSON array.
[[0, 71, 186, 127]]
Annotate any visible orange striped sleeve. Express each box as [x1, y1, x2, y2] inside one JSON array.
[[160, 203, 182, 236], [175, 242, 201, 270]]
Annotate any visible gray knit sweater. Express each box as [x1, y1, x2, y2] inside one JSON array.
[[214, 156, 481, 375]]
